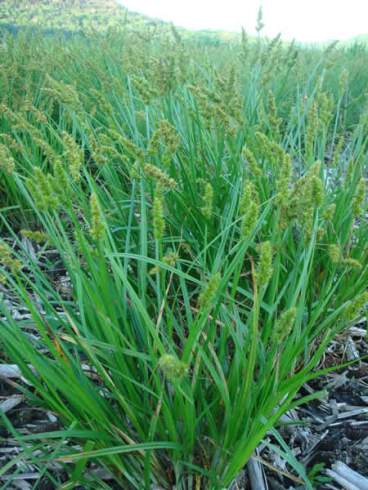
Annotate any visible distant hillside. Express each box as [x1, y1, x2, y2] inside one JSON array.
[[0, 0, 166, 33], [0, 0, 240, 45]]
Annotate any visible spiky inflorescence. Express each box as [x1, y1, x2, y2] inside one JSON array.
[[153, 183, 165, 241], [108, 130, 145, 163], [342, 258, 362, 270], [242, 147, 262, 177], [201, 182, 214, 219], [28, 167, 60, 211], [0, 143, 15, 174], [0, 241, 22, 274], [21, 229, 48, 244], [323, 203, 336, 222], [158, 354, 187, 381], [144, 163, 177, 190], [273, 307, 297, 342], [52, 162, 70, 203], [62, 131, 84, 182], [328, 244, 362, 269], [148, 119, 180, 155], [32, 136, 61, 166], [159, 120, 180, 154], [275, 153, 292, 207], [150, 251, 178, 274], [256, 241, 273, 288], [318, 91, 334, 129], [198, 272, 221, 310], [344, 292, 368, 322], [131, 74, 158, 105], [311, 173, 324, 207], [328, 244, 342, 264], [42, 75, 80, 110], [239, 181, 260, 238], [0, 133, 23, 154], [352, 178, 366, 217], [89, 193, 104, 241], [331, 135, 344, 168], [255, 131, 273, 163], [27, 159, 75, 211], [287, 161, 324, 239]]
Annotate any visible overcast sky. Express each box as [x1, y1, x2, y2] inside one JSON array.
[[119, 0, 368, 42]]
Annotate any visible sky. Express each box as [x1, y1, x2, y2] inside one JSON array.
[[119, 0, 368, 42]]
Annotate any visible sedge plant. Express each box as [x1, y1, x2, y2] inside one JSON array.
[[0, 9, 368, 489]]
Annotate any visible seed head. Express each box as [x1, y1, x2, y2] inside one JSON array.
[[198, 272, 221, 310], [274, 307, 297, 342], [52, 162, 70, 203], [158, 120, 180, 154], [0, 143, 15, 174], [323, 203, 336, 222], [242, 147, 262, 177], [21, 229, 48, 244], [288, 162, 324, 239], [158, 354, 187, 381], [342, 258, 362, 270], [311, 175, 324, 207], [344, 292, 368, 322], [62, 132, 83, 182], [331, 135, 344, 168], [275, 153, 292, 207], [153, 183, 165, 240], [0, 241, 22, 274], [256, 241, 273, 288], [150, 251, 178, 274], [240, 181, 260, 238], [328, 244, 341, 264], [89, 193, 104, 241], [319, 93, 333, 128], [352, 178, 365, 217], [144, 163, 176, 190], [30, 168, 60, 211], [201, 182, 214, 219]]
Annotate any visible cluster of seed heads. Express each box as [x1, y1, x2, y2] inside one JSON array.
[[328, 244, 362, 269], [27, 167, 62, 211]]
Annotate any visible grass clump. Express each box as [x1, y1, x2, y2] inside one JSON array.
[[0, 3, 368, 488]]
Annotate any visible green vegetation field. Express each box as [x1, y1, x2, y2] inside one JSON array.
[[0, 1, 368, 488]]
